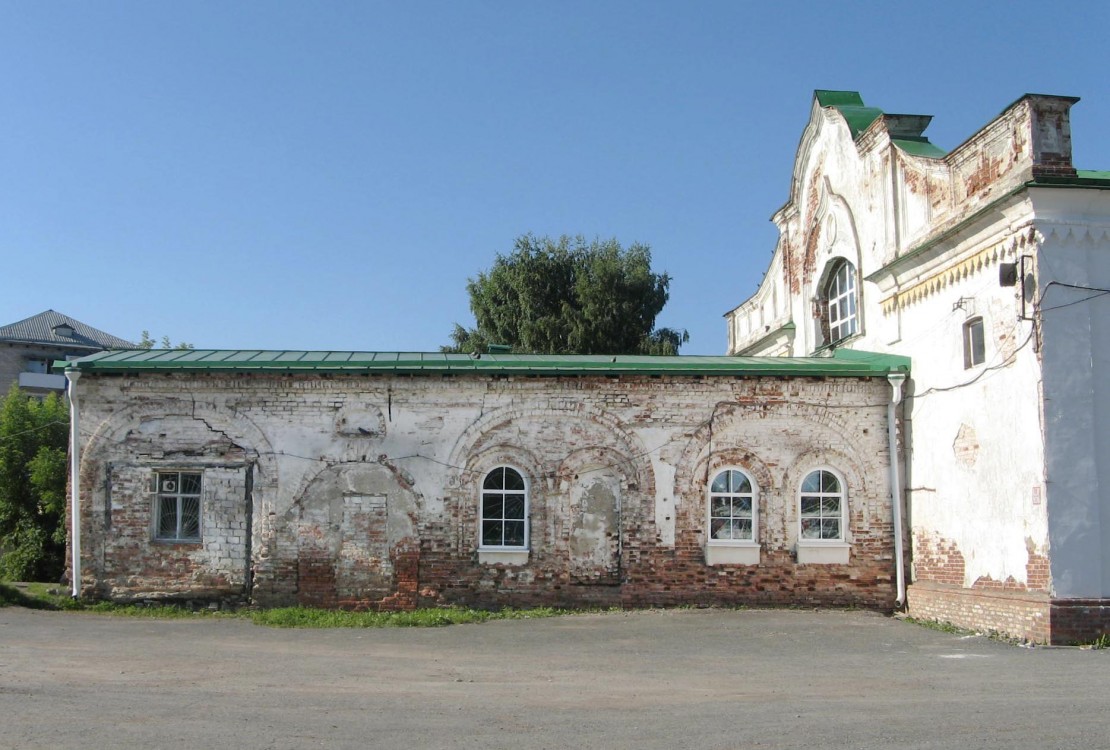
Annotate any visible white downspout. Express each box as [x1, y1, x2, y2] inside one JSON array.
[[65, 369, 82, 599], [887, 372, 907, 607]]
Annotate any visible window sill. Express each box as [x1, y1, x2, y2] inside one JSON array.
[[478, 549, 529, 566], [705, 543, 761, 566], [796, 542, 850, 564]]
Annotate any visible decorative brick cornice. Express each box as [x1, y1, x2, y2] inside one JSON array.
[[879, 227, 1036, 314]]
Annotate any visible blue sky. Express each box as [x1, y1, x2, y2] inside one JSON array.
[[2, 2, 1108, 354]]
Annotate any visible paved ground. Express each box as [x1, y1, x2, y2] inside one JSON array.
[[1, 606, 1107, 750]]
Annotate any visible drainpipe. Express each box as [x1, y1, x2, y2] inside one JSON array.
[[65, 369, 82, 599], [887, 372, 907, 606]]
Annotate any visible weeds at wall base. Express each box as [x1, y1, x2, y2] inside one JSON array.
[[0, 582, 618, 627]]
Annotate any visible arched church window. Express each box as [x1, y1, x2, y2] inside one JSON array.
[[823, 259, 858, 344]]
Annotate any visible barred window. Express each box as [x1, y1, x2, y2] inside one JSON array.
[[155, 472, 202, 542], [480, 467, 528, 549]]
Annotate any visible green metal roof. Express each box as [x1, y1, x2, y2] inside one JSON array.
[[814, 90, 883, 139], [893, 139, 947, 158], [1025, 171, 1110, 189], [815, 90, 946, 157], [59, 348, 909, 378]]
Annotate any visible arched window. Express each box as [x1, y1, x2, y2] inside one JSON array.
[[799, 469, 845, 541], [705, 468, 760, 566], [708, 469, 756, 541], [480, 467, 528, 549], [823, 260, 858, 344]]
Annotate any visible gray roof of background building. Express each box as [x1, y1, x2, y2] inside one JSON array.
[[0, 310, 135, 350]]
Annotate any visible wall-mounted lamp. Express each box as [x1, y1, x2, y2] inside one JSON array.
[[1000, 256, 1035, 320]]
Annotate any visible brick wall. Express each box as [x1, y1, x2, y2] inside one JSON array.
[[73, 371, 901, 611], [906, 580, 1051, 643]]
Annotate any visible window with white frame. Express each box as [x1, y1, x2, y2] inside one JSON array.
[[708, 469, 756, 542], [824, 260, 858, 345], [155, 471, 202, 542], [480, 467, 528, 549], [799, 469, 844, 541], [963, 317, 985, 368]]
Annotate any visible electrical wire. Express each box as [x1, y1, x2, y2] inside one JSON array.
[[0, 419, 69, 444], [1038, 281, 1110, 313], [909, 326, 1036, 402]]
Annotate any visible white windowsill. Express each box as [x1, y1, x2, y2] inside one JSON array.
[[796, 542, 850, 564], [478, 549, 529, 566], [705, 542, 761, 566]]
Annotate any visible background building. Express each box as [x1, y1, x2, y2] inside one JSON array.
[[0, 310, 133, 395]]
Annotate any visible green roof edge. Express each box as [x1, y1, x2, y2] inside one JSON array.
[[58, 348, 909, 379]]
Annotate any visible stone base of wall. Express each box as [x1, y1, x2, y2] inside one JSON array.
[[906, 580, 1051, 643], [1050, 599, 1110, 644], [908, 582, 1110, 644]]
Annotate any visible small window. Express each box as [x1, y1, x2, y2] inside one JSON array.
[[480, 467, 528, 549], [24, 358, 49, 374], [822, 260, 859, 345], [155, 472, 202, 542], [963, 317, 985, 368], [708, 469, 756, 541], [799, 469, 844, 541]]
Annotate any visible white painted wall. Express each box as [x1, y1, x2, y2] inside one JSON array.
[[723, 93, 1086, 600], [1033, 188, 1110, 598]]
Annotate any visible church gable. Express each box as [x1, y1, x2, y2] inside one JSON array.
[[727, 90, 1080, 358]]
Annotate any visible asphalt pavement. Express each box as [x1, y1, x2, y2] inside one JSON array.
[[1, 606, 1106, 749]]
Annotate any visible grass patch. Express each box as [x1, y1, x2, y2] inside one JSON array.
[[1086, 632, 1110, 650], [0, 582, 51, 609], [0, 582, 83, 611]]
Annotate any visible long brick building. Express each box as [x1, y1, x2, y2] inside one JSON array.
[[62, 350, 908, 611]]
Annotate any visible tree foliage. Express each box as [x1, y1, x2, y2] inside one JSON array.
[[0, 385, 69, 581], [444, 235, 688, 355], [137, 331, 195, 350]]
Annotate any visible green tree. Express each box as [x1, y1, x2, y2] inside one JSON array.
[[137, 330, 194, 350], [0, 385, 69, 581], [444, 235, 688, 355]]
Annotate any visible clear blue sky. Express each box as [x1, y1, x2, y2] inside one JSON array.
[[3, 2, 1108, 354]]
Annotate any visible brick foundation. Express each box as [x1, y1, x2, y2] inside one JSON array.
[[906, 580, 1050, 642]]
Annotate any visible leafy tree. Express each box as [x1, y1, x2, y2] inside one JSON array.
[[0, 385, 69, 581], [137, 331, 195, 350], [444, 235, 688, 355]]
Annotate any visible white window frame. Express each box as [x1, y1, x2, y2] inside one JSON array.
[[825, 260, 859, 344], [963, 317, 986, 369], [478, 466, 530, 565], [154, 471, 203, 543], [705, 468, 760, 566], [796, 467, 849, 564]]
